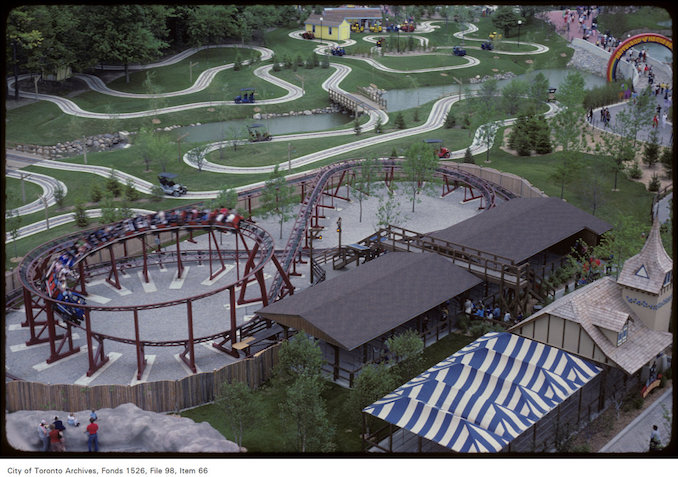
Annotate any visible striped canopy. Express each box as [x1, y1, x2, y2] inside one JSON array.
[[363, 332, 601, 452]]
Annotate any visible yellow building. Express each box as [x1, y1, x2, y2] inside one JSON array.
[[304, 7, 382, 42]]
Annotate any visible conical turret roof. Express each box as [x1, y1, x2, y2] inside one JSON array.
[[617, 219, 672, 294]]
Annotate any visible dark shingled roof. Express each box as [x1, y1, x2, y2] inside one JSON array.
[[427, 197, 612, 264], [256, 252, 482, 351]]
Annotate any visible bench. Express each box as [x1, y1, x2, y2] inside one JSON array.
[[237, 324, 284, 357]]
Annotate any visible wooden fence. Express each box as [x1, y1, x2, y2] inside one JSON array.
[[5, 343, 280, 413]]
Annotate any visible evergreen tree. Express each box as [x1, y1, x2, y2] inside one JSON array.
[[394, 112, 406, 129], [260, 165, 296, 239], [463, 147, 474, 164], [642, 129, 660, 168], [74, 202, 89, 227]]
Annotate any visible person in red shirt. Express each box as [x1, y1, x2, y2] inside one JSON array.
[[84, 418, 99, 452], [49, 425, 64, 452]]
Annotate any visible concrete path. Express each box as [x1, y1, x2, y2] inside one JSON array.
[[600, 386, 673, 453]]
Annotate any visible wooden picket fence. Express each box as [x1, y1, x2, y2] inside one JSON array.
[[5, 343, 280, 413]]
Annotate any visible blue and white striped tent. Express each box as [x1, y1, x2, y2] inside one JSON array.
[[363, 332, 602, 452]]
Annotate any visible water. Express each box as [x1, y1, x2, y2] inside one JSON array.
[[385, 69, 609, 112], [178, 112, 353, 143], [642, 42, 673, 64]]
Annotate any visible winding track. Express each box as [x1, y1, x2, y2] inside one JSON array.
[[7, 22, 557, 240]]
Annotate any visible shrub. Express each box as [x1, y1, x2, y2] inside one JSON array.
[[463, 147, 474, 164], [648, 173, 661, 192], [73, 202, 89, 228], [394, 112, 406, 129], [626, 161, 643, 179], [90, 183, 103, 203]]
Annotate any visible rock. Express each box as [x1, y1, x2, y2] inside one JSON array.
[[253, 113, 261, 120], [5, 403, 241, 453]]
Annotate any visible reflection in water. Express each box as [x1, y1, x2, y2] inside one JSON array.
[[385, 69, 609, 112], [178, 112, 353, 143]]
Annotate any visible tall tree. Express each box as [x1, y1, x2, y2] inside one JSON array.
[[401, 142, 439, 213], [550, 72, 590, 199], [492, 6, 522, 38], [260, 165, 296, 239], [217, 381, 258, 449], [6, 6, 45, 100], [350, 156, 380, 223], [84, 5, 169, 83]]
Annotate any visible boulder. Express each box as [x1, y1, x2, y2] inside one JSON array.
[[6, 403, 241, 453]]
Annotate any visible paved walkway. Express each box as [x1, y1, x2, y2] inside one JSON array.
[[600, 386, 673, 453]]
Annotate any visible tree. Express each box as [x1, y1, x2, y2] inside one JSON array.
[[394, 112, 407, 129], [550, 72, 589, 199], [530, 72, 550, 104], [260, 165, 296, 240], [53, 183, 66, 208], [73, 202, 90, 228], [85, 5, 169, 83], [592, 215, 647, 278], [6, 210, 23, 258], [274, 331, 324, 385], [642, 128, 660, 168], [186, 143, 211, 172], [386, 328, 424, 382], [216, 381, 257, 449], [344, 363, 397, 427], [211, 187, 238, 209], [105, 169, 122, 198], [463, 146, 474, 163], [124, 179, 140, 202], [401, 142, 439, 212], [615, 88, 655, 149], [353, 117, 362, 135], [278, 373, 335, 452], [660, 147, 672, 178], [375, 184, 405, 229], [491, 6, 522, 38], [90, 182, 103, 203], [350, 156, 380, 223], [501, 79, 529, 116]]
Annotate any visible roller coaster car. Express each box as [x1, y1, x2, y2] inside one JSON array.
[[488, 31, 501, 41], [158, 172, 188, 197], [247, 123, 272, 142], [481, 41, 493, 50], [234, 88, 255, 104], [54, 290, 86, 324], [301, 31, 315, 40], [453, 46, 467, 56], [331, 47, 346, 56], [351, 22, 364, 33], [370, 24, 382, 32]]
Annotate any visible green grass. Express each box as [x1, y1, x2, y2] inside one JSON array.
[[181, 330, 476, 453], [6, 177, 44, 211]]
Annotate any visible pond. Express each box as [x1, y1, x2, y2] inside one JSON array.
[[385, 69, 609, 112], [177, 112, 354, 143]]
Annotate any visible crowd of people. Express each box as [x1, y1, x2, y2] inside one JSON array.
[[463, 298, 524, 324], [37, 409, 99, 452], [43, 206, 245, 324]]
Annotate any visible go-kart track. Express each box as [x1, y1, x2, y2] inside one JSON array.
[[6, 18, 654, 387]]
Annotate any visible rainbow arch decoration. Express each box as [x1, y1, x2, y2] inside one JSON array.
[[607, 33, 673, 82]]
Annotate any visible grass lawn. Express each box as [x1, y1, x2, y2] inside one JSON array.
[[6, 177, 44, 211]]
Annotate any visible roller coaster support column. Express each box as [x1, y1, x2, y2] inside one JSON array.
[[84, 308, 109, 377], [441, 176, 459, 197], [210, 286, 240, 358], [208, 229, 226, 280], [175, 229, 184, 279], [105, 244, 122, 290], [22, 287, 49, 345], [141, 236, 150, 283], [271, 254, 295, 300], [45, 300, 78, 364], [180, 300, 197, 373], [237, 241, 261, 304], [133, 309, 146, 381]]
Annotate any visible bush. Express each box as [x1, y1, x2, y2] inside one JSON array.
[[648, 173, 661, 192], [463, 147, 474, 164], [394, 112, 406, 129], [90, 183, 103, 203], [74, 202, 89, 228], [150, 185, 164, 202], [627, 161, 643, 179]]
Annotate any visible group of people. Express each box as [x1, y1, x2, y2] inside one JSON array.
[[43, 206, 244, 323], [37, 410, 99, 452], [463, 299, 523, 324]]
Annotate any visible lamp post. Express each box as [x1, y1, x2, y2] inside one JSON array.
[[517, 20, 522, 47], [319, 17, 323, 46], [309, 226, 323, 284]]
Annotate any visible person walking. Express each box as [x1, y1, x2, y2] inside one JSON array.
[[85, 417, 99, 452], [37, 420, 50, 452], [649, 425, 662, 451]]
